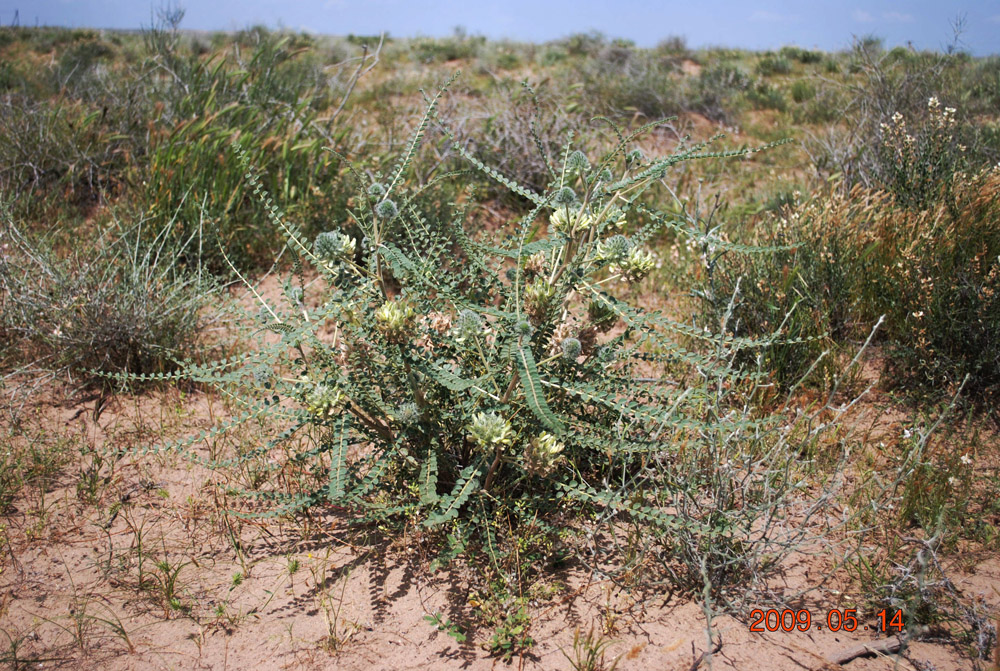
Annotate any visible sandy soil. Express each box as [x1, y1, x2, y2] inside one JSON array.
[[2, 280, 998, 671]]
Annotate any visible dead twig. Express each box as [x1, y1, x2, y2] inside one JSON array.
[[826, 625, 929, 665]]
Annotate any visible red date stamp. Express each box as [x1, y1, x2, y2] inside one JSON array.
[[748, 608, 904, 633]]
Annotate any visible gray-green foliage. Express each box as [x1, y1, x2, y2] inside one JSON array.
[[124, 81, 830, 601], [0, 206, 219, 390]]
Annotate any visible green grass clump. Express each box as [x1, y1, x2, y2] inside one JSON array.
[[756, 54, 792, 77]]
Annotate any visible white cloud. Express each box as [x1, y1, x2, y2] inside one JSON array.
[[882, 11, 914, 23], [853, 9, 874, 23]]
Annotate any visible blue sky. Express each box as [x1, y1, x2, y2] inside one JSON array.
[[3, 1, 999, 55]]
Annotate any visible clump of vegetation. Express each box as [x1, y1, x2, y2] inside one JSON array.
[[756, 54, 792, 77], [120, 83, 843, 643], [705, 163, 1000, 398], [1, 207, 220, 390]]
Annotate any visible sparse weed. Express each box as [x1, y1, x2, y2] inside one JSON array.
[[562, 625, 621, 671]]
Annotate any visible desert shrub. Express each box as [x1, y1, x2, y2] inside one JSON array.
[[139, 28, 366, 271], [576, 45, 683, 119], [696, 201, 840, 390], [55, 38, 115, 89], [693, 62, 750, 121], [790, 79, 815, 103], [562, 31, 606, 58], [745, 80, 787, 111], [756, 54, 792, 77], [858, 173, 1000, 396], [0, 95, 135, 218], [452, 80, 580, 202], [0, 208, 220, 388], [116, 86, 842, 617], [539, 46, 568, 66], [655, 35, 690, 60], [873, 96, 970, 210], [828, 41, 998, 193], [411, 28, 485, 63], [845, 410, 1000, 664], [707, 171, 1000, 397], [780, 46, 822, 64], [479, 41, 525, 70], [966, 56, 1000, 113], [794, 87, 843, 124]]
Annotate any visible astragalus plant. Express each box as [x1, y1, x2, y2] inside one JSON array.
[[119, 81, 830, 604]]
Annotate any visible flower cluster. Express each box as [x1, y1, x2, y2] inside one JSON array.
[[550, 207, 594, 236], [375, 299, 416, 343], [314, 230, 357, 263], [303, 381, 345, 418], [524, 432, 565, 476], [467, 412, 514, 452], [615, 247, 656, 283], [524, 277, 556, 321]]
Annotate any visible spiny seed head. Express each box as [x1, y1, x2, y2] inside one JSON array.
[[595, 234, 633, 263], [560, 337, 582, 360], [598, 168, 613, 183], [314, 231, 357, 262], [515, 319, 535, 338], [553, 186, 577, 206], [567, 150, 590, 174], [375, 199, 398, 220], [467, 412, 514, 450], [367, 182, 387, 197], [454, 309, 483, 342]]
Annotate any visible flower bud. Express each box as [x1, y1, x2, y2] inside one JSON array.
[[314, 231, 357, 262], [375, 199, 399, 220], [567, 150, 590, 174], [560, 337, 582, 360]]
